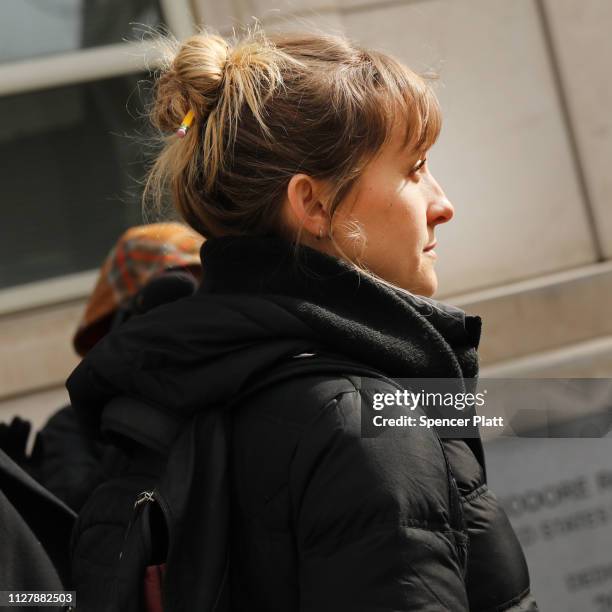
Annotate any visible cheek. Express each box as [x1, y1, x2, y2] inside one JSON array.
[[388, 196, 423, 244], [334, 181, 424, 261], [377, 209, 424, 269]]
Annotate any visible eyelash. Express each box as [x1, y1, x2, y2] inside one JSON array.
[[410, 158, 427, 175]]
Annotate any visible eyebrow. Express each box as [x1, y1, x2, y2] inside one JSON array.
[[398, 144, 425, 162]]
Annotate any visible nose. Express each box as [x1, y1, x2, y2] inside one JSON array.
[[426, 175, 454, 226], [429, 197, 454, 226]]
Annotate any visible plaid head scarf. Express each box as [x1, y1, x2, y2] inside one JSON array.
[[73, 222, 204, 356]]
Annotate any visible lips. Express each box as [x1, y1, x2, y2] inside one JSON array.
[[423, 241, 437, 252]]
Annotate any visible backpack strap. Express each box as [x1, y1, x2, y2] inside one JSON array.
[[232, 351, 485, 476], [226, 350, 405, 410]]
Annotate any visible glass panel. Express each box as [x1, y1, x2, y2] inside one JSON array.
[[0, 74, 166, 290], [0, 0, 162, 65]]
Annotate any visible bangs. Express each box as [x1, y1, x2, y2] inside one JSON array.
[[397, 82, 442, 154], [366, 50, 443, 155]]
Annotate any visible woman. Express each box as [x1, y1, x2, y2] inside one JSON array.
[[67, 28, 538, 611]]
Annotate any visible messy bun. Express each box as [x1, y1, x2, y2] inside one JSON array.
[[144, 25, 441, 249], [150, 34, 230, 136]]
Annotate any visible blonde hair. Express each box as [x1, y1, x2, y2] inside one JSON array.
[[144, 25, 441, 286]]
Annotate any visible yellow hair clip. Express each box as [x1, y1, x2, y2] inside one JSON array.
[[176, 110, 195, 138]]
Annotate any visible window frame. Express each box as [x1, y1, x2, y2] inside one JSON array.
[[0, 0, 196, 308]]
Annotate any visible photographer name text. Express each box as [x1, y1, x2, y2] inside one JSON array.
[[371, 414, 504, 428]]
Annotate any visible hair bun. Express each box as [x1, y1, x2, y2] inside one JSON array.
[[151, 33, 231, 133]]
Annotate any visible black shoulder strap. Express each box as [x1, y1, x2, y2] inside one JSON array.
[[227, 351, 404, 410], [237, 352, 486, 477]]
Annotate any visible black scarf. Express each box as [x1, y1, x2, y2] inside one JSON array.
[[197, 233, 482, 382]]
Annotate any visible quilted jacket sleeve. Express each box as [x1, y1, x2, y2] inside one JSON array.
[[289, 388, 470, 612]]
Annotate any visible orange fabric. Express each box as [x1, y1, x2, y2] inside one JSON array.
[[73, 223, 204, 356]]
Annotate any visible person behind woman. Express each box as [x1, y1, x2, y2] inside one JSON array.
[[0, 223, 203, 513], [67, 27, 538, 611]]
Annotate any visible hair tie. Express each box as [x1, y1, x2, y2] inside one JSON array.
[[176, 110, 195, 138]]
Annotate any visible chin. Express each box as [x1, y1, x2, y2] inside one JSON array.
[[386, 265, 438, 297], [411, 274, 438, 297]]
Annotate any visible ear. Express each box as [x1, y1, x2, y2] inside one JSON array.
[[282, 173, 330, 240]]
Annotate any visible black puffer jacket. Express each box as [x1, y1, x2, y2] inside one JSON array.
[[67, 234, 537, 611]]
